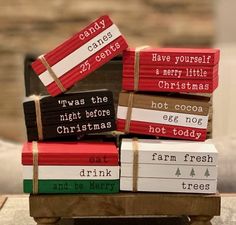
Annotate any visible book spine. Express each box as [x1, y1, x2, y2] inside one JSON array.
[[117, 119, 207, 141], [121, 149, 217, 166], [118, 92, 210, 116], [24, 179, 119, 194], [122, 77, 218, 93], [117, 106, 209, 129], [123, 64, 218, 80], [123, 49, 219, 66], [25, 105, 115, 127], [23, 90, 114, 113], [22, 152, 118, 166], [121, 163, 217, 179], [27, 118, 116, 141], [23, 166, 119, 180], [120, 177, 217, 194]]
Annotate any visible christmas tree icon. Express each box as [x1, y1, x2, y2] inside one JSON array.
[[190, 168, 196, 177], [175, 168, 181, 177], [204, 168, 210, 178]]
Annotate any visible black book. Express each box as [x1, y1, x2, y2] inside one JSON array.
[[23, 90, 116, 141]]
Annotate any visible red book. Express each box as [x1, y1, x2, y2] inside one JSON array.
[[122, 47, 220, 93], [117, 119, 207, 141], [123, 47, 220, 66], [31, 15, 128, 96], [22, 141, 118, 166], [123, 64, 218, 79], [122, 75, 219, 93]]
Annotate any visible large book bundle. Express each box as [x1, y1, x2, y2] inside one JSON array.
[[22, 15, 220, 195]]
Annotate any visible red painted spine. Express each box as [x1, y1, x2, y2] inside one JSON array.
[[22, 142, 119, 166], [117, 119, 207, 141]]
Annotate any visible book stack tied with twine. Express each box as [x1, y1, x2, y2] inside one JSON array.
[[120, 139, 218, 193], [22, 15, 220, 194], [23, 90, 116, 141], [22, 15, 127, 194], [117, 46, 220, 193], [22, 142, 119, 194]]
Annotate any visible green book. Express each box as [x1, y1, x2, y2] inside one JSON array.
[[24, 179, 119, 194]]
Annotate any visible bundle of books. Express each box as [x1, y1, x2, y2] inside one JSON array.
[[117, 92, 210, 141], [31, 15, 127, 96], [122, 48, 219, 93], [22, 142, 119, 193], [23, 90, 116, 141], [22, 15, 220, 195], [120, 138, 217, 193]]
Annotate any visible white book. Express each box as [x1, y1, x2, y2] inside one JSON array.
[[117, 106, 208, 129], [121, 139, 218, 166], [120, 177, 217, 194], [121, 163, 217, 180], [23, 166, 119, 180]]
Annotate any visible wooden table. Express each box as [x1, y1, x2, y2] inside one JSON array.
[[29, 193, 220, 225]]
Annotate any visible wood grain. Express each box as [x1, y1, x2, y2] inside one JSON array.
[[0, 196, 7, 210], [29, 193, 220, 218]]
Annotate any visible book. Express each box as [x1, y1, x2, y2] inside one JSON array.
[[118, 92, 210, 116], [22, 141, 119, 166], [122, 76, 218, 93], [123, 48, 220, 66], [121, 164, 217, 180], [120, 177, 217, 194], [31, 15, 128, 96], [24, 179, 119, 194], [26, 118, 116, 141], [23, 89, 114, 113], [120, 138, 217, 165], [23, 165, 119, 180], [123, 64, 219, 79]]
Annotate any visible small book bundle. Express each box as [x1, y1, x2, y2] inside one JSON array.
[[21, 14, 220, 195], [23, 90, 115, 141], [120, 138, 218, 193], [122, 47, 220, 93], [22, 142, 119, 194], [31, 15, 128, 96], [117, 92, 210, 141]]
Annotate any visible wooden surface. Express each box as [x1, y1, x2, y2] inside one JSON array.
[[5, 194, 236, 225], [0, 197, 7, 210], [29, 193, 220, 218]]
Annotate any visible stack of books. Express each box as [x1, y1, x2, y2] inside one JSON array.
[[117, 92, 210, 141], [22, 15, 220, 195], [22, 141, 119, 194], [122, 48, 219, 93], [23, 90, 116, 141], [22, 15, 128, 194], [120, 138, 218, 193], [117, 47, 220, 193]]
